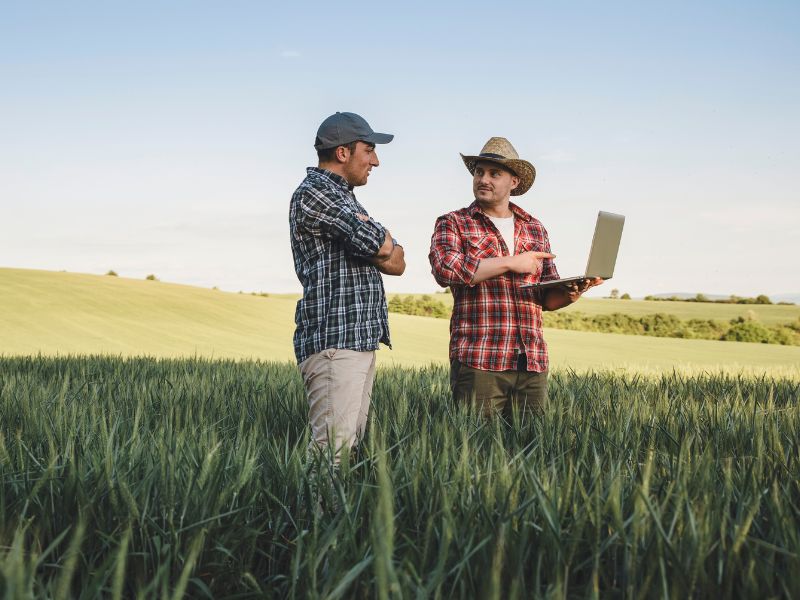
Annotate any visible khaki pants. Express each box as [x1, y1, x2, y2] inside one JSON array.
[[450, 359, 548, 418], [299, 348, 376, 460]]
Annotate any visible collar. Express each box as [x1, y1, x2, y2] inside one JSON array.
[[307, 167, 354, 191], [467, 200, 533, 222]]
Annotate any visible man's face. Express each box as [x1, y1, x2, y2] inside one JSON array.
[[472, 161, 519, 205], [342, 141, 379, 187]]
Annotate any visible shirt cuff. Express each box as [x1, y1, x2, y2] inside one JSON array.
[[460, 254, 482, 286]]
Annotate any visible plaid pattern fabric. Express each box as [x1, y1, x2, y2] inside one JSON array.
[[429, 201, 560, 372], [290, 167, 390, 364]]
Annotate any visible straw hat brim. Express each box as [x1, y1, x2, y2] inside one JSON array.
[[460, 154, 536, 196]]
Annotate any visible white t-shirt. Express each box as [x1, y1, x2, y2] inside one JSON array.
[[487, 214, 522, 351], [487, 215, 515, 255]]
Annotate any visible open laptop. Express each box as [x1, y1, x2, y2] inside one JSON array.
[[521, 211, 625, 290]]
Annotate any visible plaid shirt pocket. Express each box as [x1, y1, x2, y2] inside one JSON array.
[[465, 235, 500, 260], [517, 235, 543, 253]]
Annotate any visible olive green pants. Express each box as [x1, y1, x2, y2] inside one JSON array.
[[450, 359, 548, 418]]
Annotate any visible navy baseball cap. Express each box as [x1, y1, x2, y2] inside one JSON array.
[[314, 112, 394, 150]]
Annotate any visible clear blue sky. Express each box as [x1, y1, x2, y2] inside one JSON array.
[[2, 0, 798, 297]]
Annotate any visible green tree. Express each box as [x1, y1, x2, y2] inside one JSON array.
[[722, 318, 775, 343]]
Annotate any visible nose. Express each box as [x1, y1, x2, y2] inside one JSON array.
[[371, 151, 380, 167]]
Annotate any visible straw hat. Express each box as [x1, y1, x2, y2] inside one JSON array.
[[460, 137, 536, 196]]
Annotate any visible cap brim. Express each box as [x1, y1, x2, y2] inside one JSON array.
[[362, 132, 394, 145]]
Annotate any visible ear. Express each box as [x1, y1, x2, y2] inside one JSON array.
[[335, 145, 351, 164], [510, 175, 520, 191]]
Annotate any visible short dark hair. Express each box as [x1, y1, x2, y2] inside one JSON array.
[[316, 140, 358, 163]]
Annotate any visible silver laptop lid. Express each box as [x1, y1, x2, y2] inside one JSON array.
[[584, 211, 625, 278]]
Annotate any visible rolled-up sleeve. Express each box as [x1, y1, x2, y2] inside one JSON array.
[[300, 189, 386, 258], [429, 215, 481, 287]]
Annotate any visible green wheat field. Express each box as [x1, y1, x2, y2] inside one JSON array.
[[1, 358, 799, 597], [1, 268, 799, 597]]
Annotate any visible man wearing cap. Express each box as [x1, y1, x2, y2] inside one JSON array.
[[429, 137, 601, 417], [290, 112, 405, 461]]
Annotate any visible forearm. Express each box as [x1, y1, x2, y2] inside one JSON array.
[[540, 277, 603, 310], [469, 256, 513, 284], [372, 244, 406, 276], [373, 230, 394, 260], [540, 287, 574, 311]]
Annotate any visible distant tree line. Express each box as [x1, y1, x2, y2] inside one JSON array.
[[607, 288, 631, 300], [388, 295, 451, 318], [543, 312, 800, 345], [388, 296, 800, 345], [643, 293, 793, 305]]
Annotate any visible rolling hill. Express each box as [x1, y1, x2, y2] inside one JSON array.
[[2, 268, 799, 376]]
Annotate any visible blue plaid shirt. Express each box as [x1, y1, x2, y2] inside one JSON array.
[[289, 167, 391, 364]]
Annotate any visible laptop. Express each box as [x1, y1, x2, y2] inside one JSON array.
[[521, 211, 625, 290]]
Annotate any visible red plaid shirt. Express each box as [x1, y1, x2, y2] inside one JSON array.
[[429, 201, 560, 372]]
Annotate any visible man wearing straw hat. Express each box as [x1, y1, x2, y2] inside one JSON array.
[[290, 111, 405, 461], [429, 137, 602, 417]]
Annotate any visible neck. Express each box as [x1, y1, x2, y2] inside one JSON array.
[[318, 162, 348, 181], [477, 198, 513, 218]]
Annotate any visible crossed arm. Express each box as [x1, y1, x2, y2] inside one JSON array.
[[366, 226, 406, 276], [297, 190, 405, 276]]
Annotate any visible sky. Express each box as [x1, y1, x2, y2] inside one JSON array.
[[1, 0, 798, 298]]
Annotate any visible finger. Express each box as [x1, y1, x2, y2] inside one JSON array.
[[530, 252, 556, 259]]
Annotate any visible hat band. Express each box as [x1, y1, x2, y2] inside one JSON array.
[[479, 153, 507, 159]]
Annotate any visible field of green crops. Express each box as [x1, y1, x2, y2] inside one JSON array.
[[1, 356, 799, 598]]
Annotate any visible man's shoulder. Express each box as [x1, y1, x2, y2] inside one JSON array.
[[521, 215, 549, 236], [295, 169, 329, 192], [292, 170, 340, 203], [435, 204, 477, 224]]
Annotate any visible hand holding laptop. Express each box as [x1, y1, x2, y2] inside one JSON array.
[[564, 277, 604, 300]]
